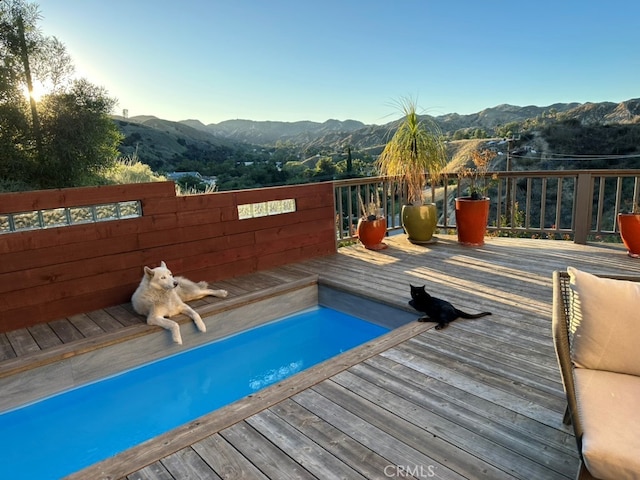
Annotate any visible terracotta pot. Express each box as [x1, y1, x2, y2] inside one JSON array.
[[356, 217, 388, 250], [617, 213, 640, 258], [401, 204, 438, 244], [455, 197, 490, 246]]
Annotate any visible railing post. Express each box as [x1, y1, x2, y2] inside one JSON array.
[[574, 172, 593, 244]]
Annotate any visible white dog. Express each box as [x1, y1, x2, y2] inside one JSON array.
[[131, 261, 228, 344]]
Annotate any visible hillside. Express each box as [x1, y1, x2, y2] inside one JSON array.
[[111, 98, 640, 176], [113, 116, 249, 172], [184, 99, 640, 148], [204, 118, 366, 145]]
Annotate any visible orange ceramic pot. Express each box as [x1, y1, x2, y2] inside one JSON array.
[[356, 217, 388, 250], [618, 213, 640, 258], [455, 197, 490, 246]]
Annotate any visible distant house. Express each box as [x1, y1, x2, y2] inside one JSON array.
[[166, 171, 216, 186]]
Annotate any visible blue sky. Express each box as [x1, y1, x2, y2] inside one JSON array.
[[37, 0, 638, 125]]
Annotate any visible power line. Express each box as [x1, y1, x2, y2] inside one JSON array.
[[509, 152, 640, 161], [544, 152, 640, 159]]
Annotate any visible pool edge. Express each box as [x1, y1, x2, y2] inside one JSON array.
[[64, 318, 435, 480]]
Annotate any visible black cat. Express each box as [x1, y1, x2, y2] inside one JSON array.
[[408, 284, 491, 330]]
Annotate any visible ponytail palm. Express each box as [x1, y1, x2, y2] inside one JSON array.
[[376, 98, 447, 205]]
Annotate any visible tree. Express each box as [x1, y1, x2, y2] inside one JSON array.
[[37, 79, 122, 187], [313, 157, 337, 180], [32, 36, 75, 92], [0, 0, 121, 190], [496, 121, 520, 139], [1, 1, 44, 152], [472, 128, 487, 139]]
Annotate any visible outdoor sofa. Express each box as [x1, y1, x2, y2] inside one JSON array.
[[552, 267, 640, 480]]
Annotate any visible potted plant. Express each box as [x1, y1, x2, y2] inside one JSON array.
[[355, 190, 388, 250], [618, 203, 640, 258], [376, 97, 447, 244], [455, 149, 496, 246]]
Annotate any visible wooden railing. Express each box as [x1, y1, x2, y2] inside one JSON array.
[[334, 169, 640, 244]]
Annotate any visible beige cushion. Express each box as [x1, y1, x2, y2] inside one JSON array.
[[574, 369, 640, 479], [568, 266, 640, 376]]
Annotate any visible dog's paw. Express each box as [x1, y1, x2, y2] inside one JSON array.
[[192, 313, 206, 333], [170, 324, 183, 344], [217, 289, 228, 298]]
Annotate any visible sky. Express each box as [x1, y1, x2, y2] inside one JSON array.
[[36, 0, 639, 126]]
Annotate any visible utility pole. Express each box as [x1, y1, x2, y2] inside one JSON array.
[[505, 137, 513, 224]]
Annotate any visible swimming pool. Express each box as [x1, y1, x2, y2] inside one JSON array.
[[0, 306, 389, 480]]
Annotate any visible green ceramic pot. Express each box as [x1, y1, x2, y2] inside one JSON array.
[[401, 204, 438, 244]]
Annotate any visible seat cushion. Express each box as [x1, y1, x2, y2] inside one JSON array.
[[574, 368, 640, 479], [568, 266, 640, 376]]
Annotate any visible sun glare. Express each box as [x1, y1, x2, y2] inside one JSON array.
[[22, 82, 48, 102]]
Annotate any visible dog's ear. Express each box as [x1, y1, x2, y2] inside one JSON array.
[[160, 261, 167, 268], [144, 266, 154, 277]]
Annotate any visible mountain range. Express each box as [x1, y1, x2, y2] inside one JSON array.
[[112, 98, 640, 169]]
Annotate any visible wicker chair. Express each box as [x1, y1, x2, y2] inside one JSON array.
[[552, 270, 640, 480]]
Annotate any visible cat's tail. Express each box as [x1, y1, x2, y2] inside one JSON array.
[[456, 310, 492, 319]]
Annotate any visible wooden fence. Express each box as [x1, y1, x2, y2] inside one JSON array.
[[0, 181, 336, 332]]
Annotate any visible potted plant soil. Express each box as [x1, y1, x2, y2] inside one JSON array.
[[355, 190, 388, 250], [376, 97, 447, 244], [618, 206, 640, 258], [455, 149, 496, 246]]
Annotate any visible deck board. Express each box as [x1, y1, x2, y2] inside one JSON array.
[[86, 308, 128, 331], [3, 234, 640, 479], [311, 377, 509, 480], [27, 323, 63, 350], [47, 318, 84, 343], [0, 334, 16, 361], [269, 398, 398, 480], [191, 434, 270, 480], [325, 371, 538, 479], [220, 421, 317, 480], [126, 462, 174, 480], [105, 304, 143, 327], [246, 408, 369, 480], [160, 448, 222, 480], [294, 387, 468, 480], [6, 328, 40, 356], [67, 313, 106, 338]]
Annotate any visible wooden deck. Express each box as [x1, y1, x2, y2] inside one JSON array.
[[3, 234, 640, 479]]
